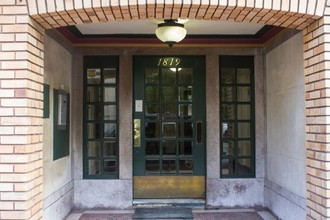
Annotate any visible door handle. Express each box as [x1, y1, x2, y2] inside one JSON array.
[[196, 121, 202, 144], [134, 119, 141, 147]]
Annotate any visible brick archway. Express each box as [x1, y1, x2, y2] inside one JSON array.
[[0, 0, 328, 219]]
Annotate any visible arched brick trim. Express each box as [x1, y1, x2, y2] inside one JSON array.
[[26, 0, 325, 30]]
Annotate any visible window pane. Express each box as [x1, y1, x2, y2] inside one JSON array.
[[104, 104, 116, 120], [88, 160, 100, 175], [163, 122, 176, 138], [162, 86, 177, 103], [104, 141, 116, 156], [145, 68, 159, 84], [179, 141, 192, 156], [179, 104, 192, 119], [88, 104, 101, 120], [237, 86, 250, 102], [104, 68, 116, 84], [178, 122, 193, 138], [145, 122, 161, 138], [104, 87, 116, 102], [237, 68, 250, 84], [163, 160, 176, 174], [221, 104, 235, 120], [179, 160, 193, 174], [178, 68, 193, 84], [237, 104, 250, 120], [145, 85, 160, 102], [221, 68, 235, 84], [103, 160, 117, 175], [238, 159, 251, 174], [104, 123, 116, 138], [238, 141, 251, 156], [163, 140, 176, 155], [162, 68, 176, 84], [88, 141, 100, 157], [179, 86, 192, 101], [146, 160, 160, 174], [222, 141, 234, 157], [162, 104, 177, 120], [87, 87, 101, 102], [146, 141, 160, 156], [221, 86, 235, 102], [87, 123, 101, 139], [87, 69, 101, 84], [221, 158, 234, 175], [145, 104, 160, 120], [222, 122, 235, 138], [238, 122, 250, 138]]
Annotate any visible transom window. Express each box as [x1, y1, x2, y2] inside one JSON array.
[[220, 56, 255, 178], [83, 56, 119, 179]]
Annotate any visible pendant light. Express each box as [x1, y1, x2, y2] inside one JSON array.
[[155, 19, 187, 47]]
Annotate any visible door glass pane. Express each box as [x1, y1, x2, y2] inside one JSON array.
[[104, 87, 116, 102], [145, 68, 159, 84], [146, 141, 160, 156], [162, 104, 177, 120], [103, 160, 116, 175], [162, 86, 177, 103], [87, 69, 101, 84], [222, 122, 235, 138], [222, 141, 234, 157], [179, 141, 192, 156], [179, 86, 192, 101], [104, 68, 116, 84], [178, 68, 193, 84], [163, 140, 176, 155], [88, 160, 100, 175], [163, 160, 176, 174], [104, 104, 116, 120], [88, 104, 101, 120], [104, 123, 116, 138], [179, 160, 193, 174], [88, 141, 100, 157], [162, 68, 176, 84], [104, 141, 116, 156], [146, 160, 160, 174], [221, 104, 235, 120], [238, 159, 251, 174], [237, 68, 250, 84], [145, 122, 161, 138], [221, 86, 235, 102], [237, 104, 250, 120], [237, 86, 250, 102], [87, 123, 101, 139], [178, 122, 193, 138], [221, 68, 235, 84], [145, 104, 160, 120], [145, 86, 160, 102], [179, 104, 192, 119], [221, 158, 234, 175], [162, 122, 176, 138], [87, 87, 101, 102], [238, 141, 251, 156], [238, 122, 250, 138]]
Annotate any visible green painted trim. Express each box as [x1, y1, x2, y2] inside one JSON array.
[[43, 84, 50, 118]]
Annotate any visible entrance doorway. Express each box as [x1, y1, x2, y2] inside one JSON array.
[[133, 56, 206, 199]]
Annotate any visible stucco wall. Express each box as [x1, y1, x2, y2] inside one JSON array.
[[43, 31, 73, 219], [265, 32, 306, 219]]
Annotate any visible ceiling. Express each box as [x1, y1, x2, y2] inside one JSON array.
[[75, 20, 265, 36]]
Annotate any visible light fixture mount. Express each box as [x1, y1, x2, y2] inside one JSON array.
[[155, 19, 187, 47]]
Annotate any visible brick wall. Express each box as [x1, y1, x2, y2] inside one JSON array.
[[0, 0, 44, 219]]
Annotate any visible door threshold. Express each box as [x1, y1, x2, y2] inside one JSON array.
[[133, 199, 205, 208]]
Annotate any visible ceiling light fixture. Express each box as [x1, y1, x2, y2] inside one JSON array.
[[155, 19, 187, 47]]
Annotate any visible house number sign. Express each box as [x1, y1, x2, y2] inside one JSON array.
[[157, 57, 181, 67]]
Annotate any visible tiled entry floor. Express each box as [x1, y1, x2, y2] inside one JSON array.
[[66, 209, 277, 220]]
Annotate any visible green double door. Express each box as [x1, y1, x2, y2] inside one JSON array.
[[133, 56, 206, 199]]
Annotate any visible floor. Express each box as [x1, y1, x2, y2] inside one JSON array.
[[66, 209, 278, 220]]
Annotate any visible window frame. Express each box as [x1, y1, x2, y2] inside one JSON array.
[[83, 56, 119, 179], [219, 55, 256, 178]]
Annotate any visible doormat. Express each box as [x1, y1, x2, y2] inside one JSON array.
[[133, 207, 193, 219]]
